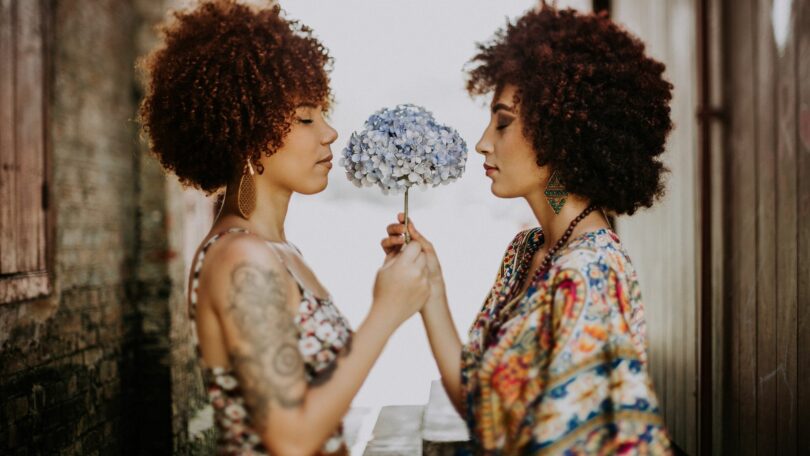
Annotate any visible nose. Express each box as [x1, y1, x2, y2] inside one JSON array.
[[322, 124, 338, 146], [475, 127, 493, 156]]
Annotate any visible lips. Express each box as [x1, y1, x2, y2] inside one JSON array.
[[317, 154, 333, 169], [484, 163, 498, 176]]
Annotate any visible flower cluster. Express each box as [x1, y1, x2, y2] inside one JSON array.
[[340, 104, 468, 194]]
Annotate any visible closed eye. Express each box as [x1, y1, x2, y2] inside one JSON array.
[[496, 116, 514, 131], [296, 118, 314, 124]]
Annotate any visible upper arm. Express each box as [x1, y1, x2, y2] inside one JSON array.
[[202, 236, 307, 445]]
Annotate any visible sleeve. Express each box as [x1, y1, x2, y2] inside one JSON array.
[[459, 229, 542, 445], [528, 258, 672, 455]]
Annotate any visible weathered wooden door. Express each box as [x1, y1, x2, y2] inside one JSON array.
[[707, 0, 809, 453]]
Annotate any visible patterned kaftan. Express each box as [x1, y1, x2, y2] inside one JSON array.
[[460, 228, 671, 454]]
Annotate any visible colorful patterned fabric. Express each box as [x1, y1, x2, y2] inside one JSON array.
[[461, 228, 671, 455], [189, 228, 351, 455]]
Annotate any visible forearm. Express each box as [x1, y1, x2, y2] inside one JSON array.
[[420, 293, 464, 414]]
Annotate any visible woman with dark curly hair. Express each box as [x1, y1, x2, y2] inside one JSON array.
[[383, 5, 673, 454], [139, 1, 430, 454]]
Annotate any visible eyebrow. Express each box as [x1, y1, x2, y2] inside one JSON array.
[[296, 103, 319, 109], [491, 103, 516, 114]]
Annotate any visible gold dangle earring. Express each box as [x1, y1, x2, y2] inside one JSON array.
[[544, 170, 568, 215], [237, 160, 257, 219]]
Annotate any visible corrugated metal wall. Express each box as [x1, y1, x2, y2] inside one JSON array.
[[610, 1, 700, 454]]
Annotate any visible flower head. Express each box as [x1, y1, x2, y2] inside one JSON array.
[[340, 104, 467, 194]]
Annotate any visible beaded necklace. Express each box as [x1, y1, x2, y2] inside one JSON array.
[[484, 204, 599, 347]]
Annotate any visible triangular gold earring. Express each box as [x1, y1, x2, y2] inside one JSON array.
[[544, 170, 568, 215], [237, 160, 256, 219]]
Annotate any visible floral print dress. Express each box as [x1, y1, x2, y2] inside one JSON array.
[[460, 228, 671, 455], [189, 228, 352, 455]]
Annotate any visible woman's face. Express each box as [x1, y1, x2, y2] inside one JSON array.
[[475, 84, 546, 199], [262, 104, 338, 195]]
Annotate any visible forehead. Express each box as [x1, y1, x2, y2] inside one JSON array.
[[492, 84, 518, 108]]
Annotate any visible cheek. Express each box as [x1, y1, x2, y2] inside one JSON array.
[[271, 156, 324, 190], [279, 125, 321, 161], [494, 138, 541, 196], [271, 155, 330, 196]]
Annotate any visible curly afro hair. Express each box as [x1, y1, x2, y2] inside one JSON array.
[[466, 6, 673, 215], [139, 0, 333, 193]]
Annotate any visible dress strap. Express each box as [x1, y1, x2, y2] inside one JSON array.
[[188, 227, 249, 319], [263, 241, 309, 295], [188, 228, 314, 318]]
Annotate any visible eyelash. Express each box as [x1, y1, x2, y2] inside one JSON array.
[[297, 118, 313, 124], [494, 111, 515, 131]]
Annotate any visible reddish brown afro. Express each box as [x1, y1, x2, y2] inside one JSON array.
[[138, 0, 333, 193], [466, 6, 673, 215]]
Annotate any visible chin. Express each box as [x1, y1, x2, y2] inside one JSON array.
[[489, 182, 512, 198], [297, 177, 329, 195], [490, 182, 519, 199]]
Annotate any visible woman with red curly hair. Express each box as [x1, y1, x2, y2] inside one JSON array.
[[383, 5, 673, 454], [139, 1, 430, 454]]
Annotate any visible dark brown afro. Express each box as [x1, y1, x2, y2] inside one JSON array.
[[138, 0, 333, 193], [466, 6, 673, 215]]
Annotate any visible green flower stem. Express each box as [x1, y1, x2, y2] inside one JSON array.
[[404, 187, 411, 244]]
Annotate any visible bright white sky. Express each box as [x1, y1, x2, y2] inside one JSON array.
[[278, 0, 591, 409]]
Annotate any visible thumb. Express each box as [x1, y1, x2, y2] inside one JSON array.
[[398, 241, 422, 262], [408, 222, 422, 240], [406, 222, 434, 254], [383, 251, 397, 267]]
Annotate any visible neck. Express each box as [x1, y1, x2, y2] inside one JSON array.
[[216, 179, 291, 242], [525, 188, 603, 247]]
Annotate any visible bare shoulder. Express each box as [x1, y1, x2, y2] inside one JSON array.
[[198, 233, 292, 313]]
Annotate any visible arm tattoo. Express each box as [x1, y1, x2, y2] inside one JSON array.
[[227, 262, 305, 425]]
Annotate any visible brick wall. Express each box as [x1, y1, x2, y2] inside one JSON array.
[[0, 0, 214, 453], [0, 0, 139, 453]]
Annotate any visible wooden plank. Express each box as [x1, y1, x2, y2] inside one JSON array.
[[754, 0, 778, 454], [0, 0, 16, 274], [706, 0, 726, 452], [422, 380, 468, 445], [796, 1, 810, 453], [343, 407, 373, 449], [39, 0, 49, 271], [14, 0, 44, 273], [724, 0, 758, 452], [775, 0, 799, 452], [364, 405, 424, 455], [0, 270, 48, 302]]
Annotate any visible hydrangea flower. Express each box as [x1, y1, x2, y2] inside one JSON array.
[[340, 104, 468, 195]]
